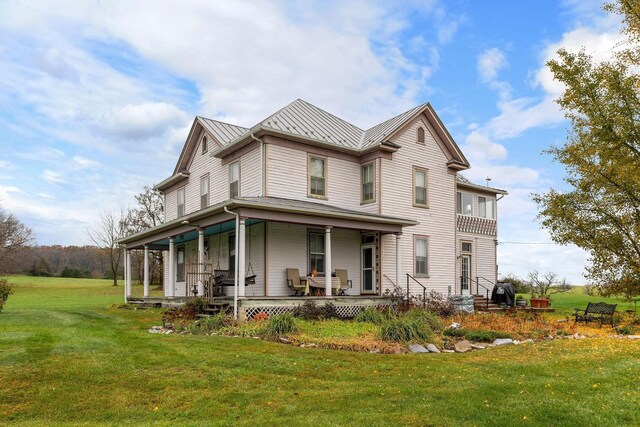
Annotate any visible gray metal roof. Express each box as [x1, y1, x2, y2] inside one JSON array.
[[198, 117, 248, 144], [456, 174, 508, 195], [360, 103, 428, 149]]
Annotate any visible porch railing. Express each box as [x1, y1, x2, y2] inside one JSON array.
[[406, 273, 427, 309], [185, 261, 216, 300]]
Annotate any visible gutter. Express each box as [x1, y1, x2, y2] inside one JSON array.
[[154, 171, 190, 192]]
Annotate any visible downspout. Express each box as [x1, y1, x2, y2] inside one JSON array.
[[250, 133, 264, 197], [224, 206, 240, 319]]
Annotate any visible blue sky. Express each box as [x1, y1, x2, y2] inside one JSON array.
[[0, 0, 625, 283]]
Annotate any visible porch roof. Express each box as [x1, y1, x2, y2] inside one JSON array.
[[118, 196, 418, 249]]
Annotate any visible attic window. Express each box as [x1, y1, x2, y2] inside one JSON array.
[[417, 127, 425, 144], [202, 136, 208, 154]]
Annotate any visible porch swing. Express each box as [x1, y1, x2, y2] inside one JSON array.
[[213, 221, 257, 289]]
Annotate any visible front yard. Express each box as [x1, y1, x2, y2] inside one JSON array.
[[1, 276, 639, 426]]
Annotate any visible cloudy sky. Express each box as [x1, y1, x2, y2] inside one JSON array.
[[0, 0, 625, 282]]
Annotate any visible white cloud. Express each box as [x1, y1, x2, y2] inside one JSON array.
[[478, 47, 508, 82], [42, 169, 65, 185], [72, 156, 101, 169], [98, 102, 189, 140], [462, 130, 507, 162]]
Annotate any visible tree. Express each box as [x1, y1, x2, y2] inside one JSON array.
[[533, 0, 640, 297], [527, 271, 572, 299], [88, 210, 127, 286], [0, 207, 34, 272]]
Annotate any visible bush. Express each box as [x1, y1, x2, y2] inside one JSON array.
[[163, 306, 196, 330], [293, 301, 338, 320], [405, 308, 443, 332], [616, 325, 635, 335], [188, 312, 235, 334], [354, 307, 385, 324], [414, 291, 455, 316], [184, 297, 207, 314], [264, 313, 298, 337], [443, 327, 465, 337], [323, 302, 339, 319], [0, 279, 13, 313], [443, 327, 511, 342], [253, 311, 269, 321], [380, 318, 433, 343], [498, 274, 529, 294]]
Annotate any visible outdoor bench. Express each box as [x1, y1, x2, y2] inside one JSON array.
[[573, 302, 617, 327]]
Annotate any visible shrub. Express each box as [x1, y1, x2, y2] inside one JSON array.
[[414, 290, 455, 316], [443, 327, 465, 337], [405, 308, 443, 332], [188, 312, 235, 334], [0, 279, 13, 313], [616, 325, 635, 335], [184, 297, 207, 314], [323, 302, 339, 319], [463, 329, 512, 342], [355, 307, 385, 324], [163, 306, 196, 330], [264, 313, 298, 337], [253, 311, 269, 321], [293, 300, 323, 320], [380, 318, 433, 343]]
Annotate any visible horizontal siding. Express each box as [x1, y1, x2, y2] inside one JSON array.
[[240, 147, 261, 197], [456, 233, 497, 294]]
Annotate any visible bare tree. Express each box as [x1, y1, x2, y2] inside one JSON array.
[[0, 207, 34, 272], [527, 271, 572, 299], [88, 210, 127, 286]]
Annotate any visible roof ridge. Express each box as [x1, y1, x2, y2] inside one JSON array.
[[197, 116, 249, 130], [295, 99, 364, 132], [358, 102, 428, 149]]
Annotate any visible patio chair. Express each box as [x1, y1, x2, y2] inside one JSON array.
[[286, 268, 306, 296], [335, 269, 352, 296]]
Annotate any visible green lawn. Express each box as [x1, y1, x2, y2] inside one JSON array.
[[518, 287, 638, 316], [1, 276, 639, 426]]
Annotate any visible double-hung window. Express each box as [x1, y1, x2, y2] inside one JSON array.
[[309, 156, 326, 197], [201, 136, 208, 154], [415, 237, 429, 277], [478, 196, 495, 219], [177, 187, 185, 217], [176, 246, 185, 282], [229, 162, 239, 198], [200, 175, 209, 209], [308, 231, 325, 274], [417, 127, 425, 144], [413, 167, 428, 207], [361, 163, 374, 203], [457, 192, 472, 215]]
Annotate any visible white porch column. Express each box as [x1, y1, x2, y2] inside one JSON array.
[[143, 245, 149, 298], [238, 218, 246, 298], [395, 233, 402, 291], [197, 228, 205, 296], [126, 249, 132, 298], [325, 226, 333, 297], [168, 237, 175, 298], [123, 248, 127, 302]]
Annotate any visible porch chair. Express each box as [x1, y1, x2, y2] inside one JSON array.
[[286, 268, 306, 296], [335, 269, 352, 296]]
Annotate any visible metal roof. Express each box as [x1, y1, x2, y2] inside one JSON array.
[[198, 117, 248, 144], [360, 103, 428, 149], [456, 174, 508, 195]]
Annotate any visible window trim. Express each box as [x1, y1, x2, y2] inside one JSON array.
[[478, 196, 495, 219], [177, 186, 186, 218], [307, 154, 328, 200], [176, 245, 185, 282], [412, 166, 429, 208], [461, 240, 473, 254], [229, 161, 240, 199], [308, 229, 326, 275], [200, 174, 209, 209], [361, 162, 375, 204], [417, 127, 425, 144], [457, 191, 473, 216], [413, 235, 430, 278], [201, 136, 208, 154]]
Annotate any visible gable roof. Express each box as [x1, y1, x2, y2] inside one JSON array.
[[198, 117, 248, 144]]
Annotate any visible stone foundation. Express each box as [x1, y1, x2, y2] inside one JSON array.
[[449, 295, 474, 313]]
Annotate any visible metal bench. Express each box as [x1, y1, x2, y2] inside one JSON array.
[[573, 302, 617, 327]]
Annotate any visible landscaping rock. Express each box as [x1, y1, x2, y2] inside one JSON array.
[[442, 349, 455, 353], [279, 337, 291, 344], [513, 340, 520, 345], [470, 343, 486, 350], [544, 335, 554, 340], [149, 326, 163, 334], [454, 340, 472, 353], [369, 349, 381, 354], [493, 338, 513, 346], [485, 343, 497, 348], [449, 322, 461, 329], [627, 335, 640, 340], [522, 339, 534, 344], [426, 343, 440, 353], [409, 344, 429, 353]]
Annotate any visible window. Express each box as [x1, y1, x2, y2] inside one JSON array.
[[229, 162, 239, 198], [415, 237, 429, 277], [309, 156, 326, 197], [308, 231, 325, 274], [417, 127, 425, 144], [361, 163, 374, 202], [461, 242, 472, 253], [478, 196, 495, 219], [202, 136, 208, 154], [200, 175, 209, 209], [457, 192, 472, 215], [413, 167, 428, 207], [176, 246, 185, 282], [177, 187, 185, 217]]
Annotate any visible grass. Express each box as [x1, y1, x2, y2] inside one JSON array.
[[1, 275, 639, 426], [518, 286, 639, 316]]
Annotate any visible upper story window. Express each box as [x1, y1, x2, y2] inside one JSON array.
[[413, 167, 428, 207], [457, 191, 472, 215], [478, 196, 495, 219], [200, 175, 209, 209], [361, 163, 374, 203], [201, 136, 208, 154], [309, 231, 325, 274], [417, 127, 425, 144], [461, 241, 472, 253], [177, 187, 185, 217], [415, 236, 429, 277], [309, 156, 326, 198], [229, 162, 239, 199]]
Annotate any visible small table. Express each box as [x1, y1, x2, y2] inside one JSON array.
[[304, 276, 342, 296]]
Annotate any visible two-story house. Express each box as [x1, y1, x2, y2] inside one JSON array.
[[119, 99, 506, 318]]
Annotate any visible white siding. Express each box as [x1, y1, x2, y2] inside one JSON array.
[[240, 147, 262, 197], [380, 115, 456, 296], [456, 233, 497, 294]]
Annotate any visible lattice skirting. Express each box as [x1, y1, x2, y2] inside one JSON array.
[[243, 303, 395, 320]]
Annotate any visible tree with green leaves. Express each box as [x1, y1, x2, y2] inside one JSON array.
[[533, 0, 640, 297]]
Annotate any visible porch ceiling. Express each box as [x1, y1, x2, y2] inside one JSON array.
[[118, 196, 417, 249]]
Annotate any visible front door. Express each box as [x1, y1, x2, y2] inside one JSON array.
[[361, 244, 376, 294], [461, 254, 471, 294]]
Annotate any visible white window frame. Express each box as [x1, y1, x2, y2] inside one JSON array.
[[414, 236, 429, 277], [200, 174, 209, 209], [308, 230, 326, 274], [457, 191, 473, 216], [229, 161, 239, 199], [308, 155, 327, 198], [413, 167, 429, 208], [478, 196, 495, 219], [361, 162, 375, 203], [177, 187, 185, 217]]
